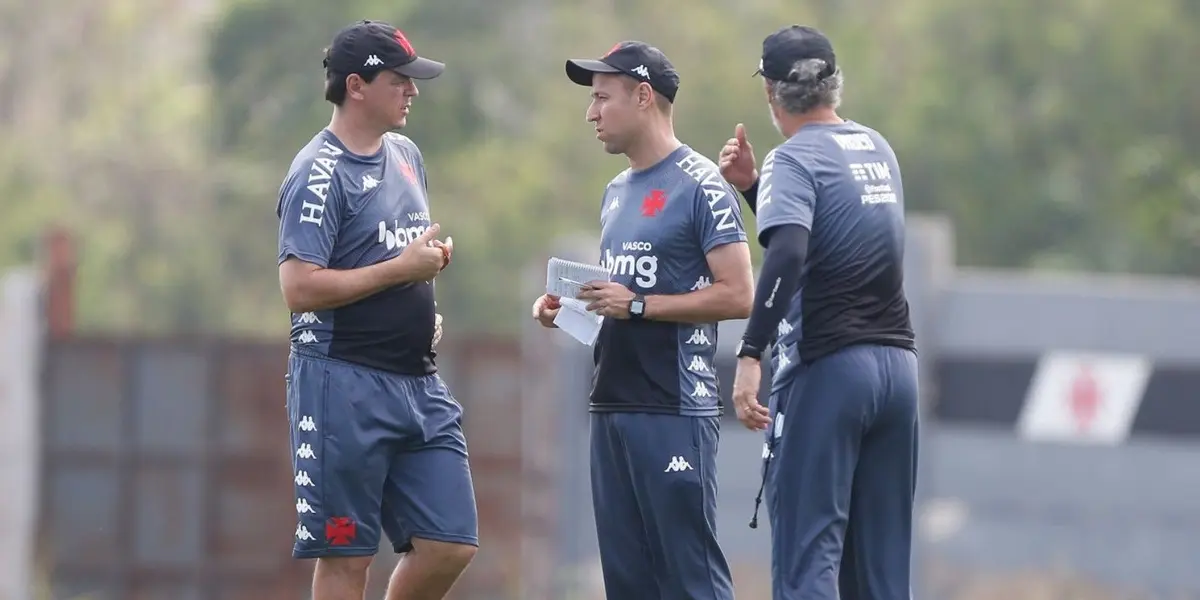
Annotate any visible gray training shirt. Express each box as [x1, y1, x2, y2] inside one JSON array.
[[756, 121, 915, 391], [590, 145, 748, 417], [277, 130, 439, 376]]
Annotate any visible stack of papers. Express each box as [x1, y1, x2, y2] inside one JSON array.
[[545, 257, 610, 346]]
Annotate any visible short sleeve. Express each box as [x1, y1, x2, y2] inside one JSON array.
[[276, 168, 343, 267], [692, 179, 748, 254], [755, 148, 815, 246]]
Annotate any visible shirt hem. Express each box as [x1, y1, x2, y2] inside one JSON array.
[[588, 404, 722, 418], [290, 346, 438, 377]]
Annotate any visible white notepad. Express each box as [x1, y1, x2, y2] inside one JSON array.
[[545, 257, 610, 346]]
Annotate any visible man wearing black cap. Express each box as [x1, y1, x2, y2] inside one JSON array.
[[719, 25, 919, 600], [530, 41, 753, 599], [276, 20, 477, 600]]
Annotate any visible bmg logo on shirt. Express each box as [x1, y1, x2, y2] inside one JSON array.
[[604, 242, 658, 288], [377, 219, 428, 250]]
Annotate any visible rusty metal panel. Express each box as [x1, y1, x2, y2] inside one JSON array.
[[40, 338, 308, 600]]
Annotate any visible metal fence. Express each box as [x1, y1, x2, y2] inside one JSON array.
[[36, 336, 531, 600], [23, 214, 1200, 599]]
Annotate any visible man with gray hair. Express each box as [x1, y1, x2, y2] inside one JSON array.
[[718, 25, 919, 600]]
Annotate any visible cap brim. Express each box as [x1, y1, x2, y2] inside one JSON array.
[[565, 59, 622, 87], [393, 57, 445, 80]]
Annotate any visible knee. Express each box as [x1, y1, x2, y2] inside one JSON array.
[[412, 539, 477, 574], [316, 555, 372, 579]]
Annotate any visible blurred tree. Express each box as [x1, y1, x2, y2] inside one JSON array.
[[3, 0, 1198, 335], [0, 0, 224, 332]]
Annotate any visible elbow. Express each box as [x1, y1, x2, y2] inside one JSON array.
[[280, 281, 318, 314], [730, 287, 753, 320], [721, 281, 754, 320]]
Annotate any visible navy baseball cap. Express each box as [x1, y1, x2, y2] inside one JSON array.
[[566, 41, 681, 103], [754, 25, 837, 82], [324, 20, 444, 80]]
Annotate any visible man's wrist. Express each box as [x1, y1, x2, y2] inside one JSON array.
[[739, 174, 760, 195], [736, 338, 764, 361], [628, 294, 647, 320]]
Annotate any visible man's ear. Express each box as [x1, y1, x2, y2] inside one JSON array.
[[638, 83, 653, 110]]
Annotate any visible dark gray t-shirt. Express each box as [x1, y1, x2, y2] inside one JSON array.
[[591, 145, 748, 416], [276, 129, 438, 375], [756, 122, 915, 390]]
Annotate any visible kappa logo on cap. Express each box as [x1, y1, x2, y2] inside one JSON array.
[[393, 29, 416, 55], [602, 42, 622, 58]]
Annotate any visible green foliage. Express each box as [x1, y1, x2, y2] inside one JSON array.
[[2, 0, 1198, 334]]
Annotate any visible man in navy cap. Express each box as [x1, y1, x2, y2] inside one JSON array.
[[719, 25, 920, 600], [532, 41, 754, 599], [276, 20, 477, 600]]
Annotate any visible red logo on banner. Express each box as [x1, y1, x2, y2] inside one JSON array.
[[1069, 364, 1100, 432], [325, 517, 357, 546]]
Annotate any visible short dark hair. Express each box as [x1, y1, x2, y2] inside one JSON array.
[[324, 69, 380, 105]]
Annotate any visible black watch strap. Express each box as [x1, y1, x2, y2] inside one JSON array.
[[736, 340, 763, 360]]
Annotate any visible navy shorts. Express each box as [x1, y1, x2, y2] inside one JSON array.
[[590, 412, 734, 600], [765, 344, 919, 600], [286, 351, 478, 558]]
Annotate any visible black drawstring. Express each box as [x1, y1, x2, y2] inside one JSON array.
[[749, 435, 776, 529]]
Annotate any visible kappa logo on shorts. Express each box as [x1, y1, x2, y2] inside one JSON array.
[[298, 416, 317, 432], [664, 456, 694, 472], [295, 523, 315, 541], [325, 517, 357, 546], [294, 470, 314, 486], [296, 498, 315, 514], [296, 443, 316, 459]]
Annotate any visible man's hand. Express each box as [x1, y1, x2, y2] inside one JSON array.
[[718, 123, 759, 192], [433, 236, 454, 271], [578, 281, 635, 319], [391, 223, 447, 283], [432, 313, 444, 348], [532, 294, 561, 328], [733, 357, 771, 431]]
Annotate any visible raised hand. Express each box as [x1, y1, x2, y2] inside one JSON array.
[[718, 123, 759, 192]]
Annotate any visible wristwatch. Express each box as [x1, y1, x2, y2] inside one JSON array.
[[735, 339, 763, 361], [629, 294, 646, 320]]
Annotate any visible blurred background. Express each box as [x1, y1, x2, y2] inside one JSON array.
[[1, 0, 1198, 598]]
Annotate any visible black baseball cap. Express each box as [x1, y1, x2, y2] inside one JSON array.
[[323, 20, 444, 80], [565, 41, 680, 103], [754, 25, 837, 82]]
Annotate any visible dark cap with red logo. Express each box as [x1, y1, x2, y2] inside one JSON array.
[[754, 25, 837, 82], [324, 20, 444, 80], [565, 41, 680, 103]]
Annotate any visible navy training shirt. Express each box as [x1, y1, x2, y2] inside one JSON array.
[[756, 121, 915, 390], [276, 129, 438, 376], [590, 145, 749, 416]]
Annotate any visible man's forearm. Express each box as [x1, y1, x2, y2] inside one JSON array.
[[283, 257, 427, 313], [741, 225, 809, 349], [739, 177, 761, 215], [643, 281, 752, 323]]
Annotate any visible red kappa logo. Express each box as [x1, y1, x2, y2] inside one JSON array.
[[602, 42, 622, 58], [1069, 364, 1100, 432], [325, 517, 357, 546], [641, 189, 667, 217], [393, 29, 416, 56]]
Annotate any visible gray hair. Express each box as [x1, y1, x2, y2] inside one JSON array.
[[766, 58, 844, 115]]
